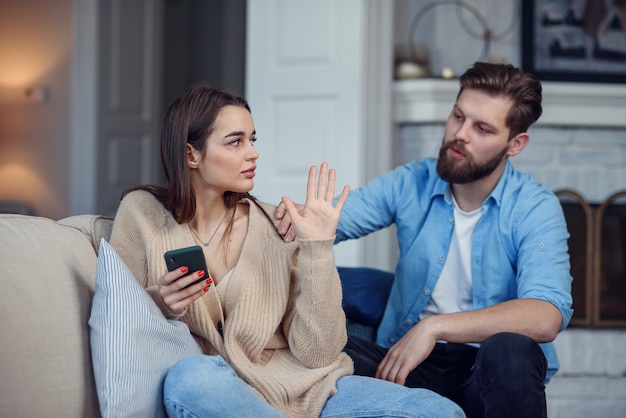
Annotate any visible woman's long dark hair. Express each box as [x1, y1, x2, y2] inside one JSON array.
[[123, 82, 260, 224]]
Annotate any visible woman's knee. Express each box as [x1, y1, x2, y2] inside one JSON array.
[[164, 355, 234, 398]]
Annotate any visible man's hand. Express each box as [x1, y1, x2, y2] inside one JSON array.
[[275, 200, 301, 242], [375, 317, 439, 386], [375, 299, 563, 385]]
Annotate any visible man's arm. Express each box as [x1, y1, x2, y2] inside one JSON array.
[[376, 298, 562, 386]]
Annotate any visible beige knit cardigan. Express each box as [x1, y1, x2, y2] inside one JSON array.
[[110, 190, 353, 417]]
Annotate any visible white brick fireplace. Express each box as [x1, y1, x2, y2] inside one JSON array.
[[393, 79, 626, 418]]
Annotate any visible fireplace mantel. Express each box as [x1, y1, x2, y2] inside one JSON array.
[[393, 79, 626, 128]]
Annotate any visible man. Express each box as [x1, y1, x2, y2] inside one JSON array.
[[276, 62, 573, 418]]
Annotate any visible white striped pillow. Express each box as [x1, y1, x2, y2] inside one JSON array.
[[89, 239, 202, 418]]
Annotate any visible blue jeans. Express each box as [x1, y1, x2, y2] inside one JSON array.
[[163, 354, 465, 418], [163, 355, 285, 418], [321, 375, 465, 417]]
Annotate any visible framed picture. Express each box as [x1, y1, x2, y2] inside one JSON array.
[[521, 0, 626, 83]]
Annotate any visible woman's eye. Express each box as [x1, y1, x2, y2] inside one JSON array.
[[230, 139, 241, 146], [250, 137, 257, 144]]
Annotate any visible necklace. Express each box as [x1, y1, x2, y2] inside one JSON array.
[[189, 210, 229, 247]]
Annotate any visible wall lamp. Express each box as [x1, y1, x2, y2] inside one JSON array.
[[0, 85, 50, 105]]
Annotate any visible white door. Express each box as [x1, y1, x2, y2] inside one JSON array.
[[246, 0, 395, 269], [246, 0, 365, 266]]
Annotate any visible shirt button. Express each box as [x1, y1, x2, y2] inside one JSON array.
[[406, 319, 413, 325], [388, 337, 395, 344], [439, 255, 445, 261], [424, 289, 431, 296]]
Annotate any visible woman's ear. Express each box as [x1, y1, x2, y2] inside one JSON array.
[[507, 132, 529, 157], [186, 144, 201, 168]]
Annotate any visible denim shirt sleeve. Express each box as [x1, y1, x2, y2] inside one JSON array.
[[335, 161, 429, 243], [335, 158, 443, 243], [503, 186, 574, 331]]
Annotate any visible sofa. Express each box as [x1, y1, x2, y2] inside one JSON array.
[[0, 213, 393, 417], [0, 214, 111, 416]]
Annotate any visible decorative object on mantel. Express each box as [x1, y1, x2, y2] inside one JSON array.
[[395, 43, 431, 79], [441, 67, 456, 79], [395, 0, 517, 80]]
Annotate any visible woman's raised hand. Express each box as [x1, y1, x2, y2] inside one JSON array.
[[280, 162, 350, 241]]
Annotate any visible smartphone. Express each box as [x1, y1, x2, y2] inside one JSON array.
[[164, 245, 210, 289]]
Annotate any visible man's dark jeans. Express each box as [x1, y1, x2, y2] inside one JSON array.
[[344, 332, 548, 418]]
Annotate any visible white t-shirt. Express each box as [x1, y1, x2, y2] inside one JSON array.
[[420, 195, 484, 320]]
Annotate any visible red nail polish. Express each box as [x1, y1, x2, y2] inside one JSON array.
[[206, 278, 213, 285], [203, 286, 209, 292], [181, 266, 188, 273], [198, 270, 205, 277]]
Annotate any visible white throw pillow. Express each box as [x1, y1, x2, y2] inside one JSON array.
[[89, 239, 202, 418]]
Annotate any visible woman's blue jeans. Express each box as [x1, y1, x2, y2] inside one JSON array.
[[163, 354, 466, 418]]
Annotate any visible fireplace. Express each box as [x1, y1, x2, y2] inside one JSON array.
[[558, 190, 626, 327]]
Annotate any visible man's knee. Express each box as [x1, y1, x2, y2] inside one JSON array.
[[477, 332, 547, 382]]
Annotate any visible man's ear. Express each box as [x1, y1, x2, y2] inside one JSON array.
[[186, 144, 202, 168], [507, 132, 529, 157]]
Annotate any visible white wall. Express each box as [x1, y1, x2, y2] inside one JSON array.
[[393, 0, 521, 78]]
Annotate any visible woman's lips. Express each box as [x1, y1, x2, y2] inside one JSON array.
[[242, 167, 256, 178]]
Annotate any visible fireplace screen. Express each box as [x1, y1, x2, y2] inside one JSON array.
[[557, 189, 626, 327]]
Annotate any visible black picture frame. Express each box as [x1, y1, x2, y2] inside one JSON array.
[[521, 0, 626, 83]]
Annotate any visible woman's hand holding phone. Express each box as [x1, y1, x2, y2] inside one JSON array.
[[161, 246, 212, 314]]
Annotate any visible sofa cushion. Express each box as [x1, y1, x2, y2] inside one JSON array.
[[338, 266, 394, 326], [59, 214, 114, 253], [90, 240, 202, 418], [0, 214, 100, 417]]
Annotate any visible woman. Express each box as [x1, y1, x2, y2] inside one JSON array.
[[110, 83, 465, 418]]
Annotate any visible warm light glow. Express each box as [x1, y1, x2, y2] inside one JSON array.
[[0, 162, 59, 213], [0, 3, 70, 87]]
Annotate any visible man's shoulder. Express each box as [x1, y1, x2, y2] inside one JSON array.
[[501, 163, 554, 197], [500, 165, 562, 217]]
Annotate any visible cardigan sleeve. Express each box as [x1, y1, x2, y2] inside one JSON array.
[[109, 191, 183, 318], [284, 238, 347, 369]]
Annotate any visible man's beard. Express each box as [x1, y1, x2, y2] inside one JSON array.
[[436, 139, 508, 184]]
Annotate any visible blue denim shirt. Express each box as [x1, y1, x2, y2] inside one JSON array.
[[336, 158, 573, 382]]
